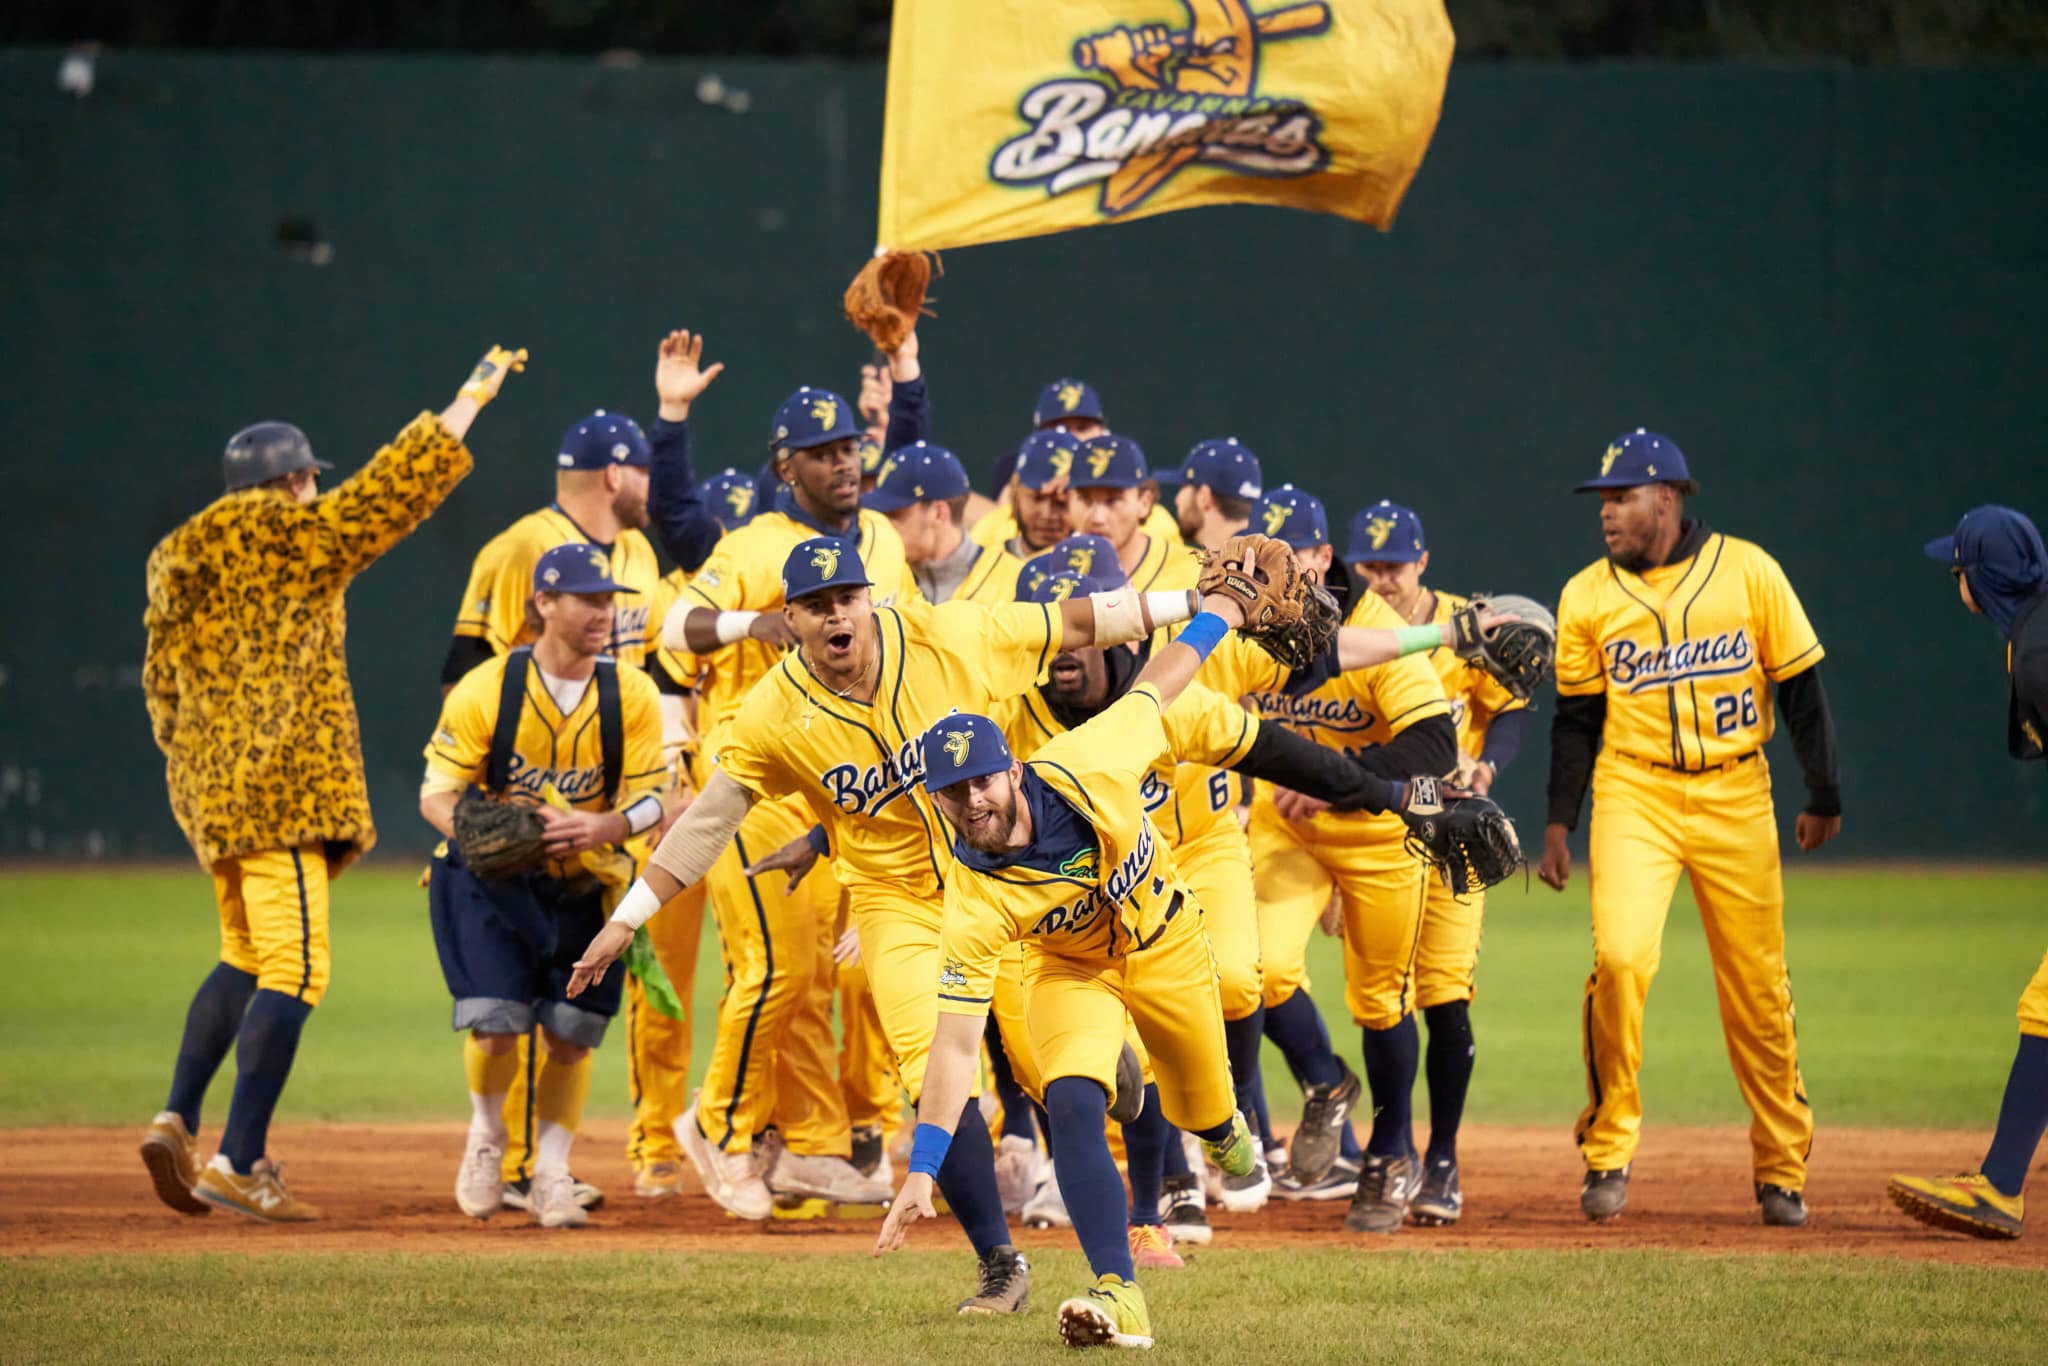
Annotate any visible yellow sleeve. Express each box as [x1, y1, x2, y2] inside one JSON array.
[[1552, 570, 1606, 695], [618, 672, 670, 800], [1368, 648, 1453, 733], [936, 893, 1010, 1015], [1200, 633, 1288, 702], [452, 530, 535, 652], [711, 693, 797, 803], [648, 572, 700, 690], [684, 528, 775, 613], [1034, 685, 1171, 787], [931, 600, 1063, 703], [1749, 547, 1825, 680], [1161, 679, 1259, 768], [424, 666, 496, 788]]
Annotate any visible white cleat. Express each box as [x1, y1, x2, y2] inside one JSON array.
[[995, 1135, 1042, 1214], [456, 1131, 505, 1220], [531, 1169, 588, 1228], [769, 1150, 894, 1205], [677, 1103, 774, 1221], [1022, 1174, 1072, 1229], [1218, 1156, 1273, 1213]]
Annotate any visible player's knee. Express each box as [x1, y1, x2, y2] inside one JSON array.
[[539, 1030, 591, 1065], [1218, 963, 1263, 1019], [1592, 941, 1661, 985], [1043, 1075, 1109, 1130], [470, 1030, 519, 1054]]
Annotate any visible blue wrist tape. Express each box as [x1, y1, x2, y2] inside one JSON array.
[[1179, 611, 1228, 660], [908, 1122, 953, 1177]]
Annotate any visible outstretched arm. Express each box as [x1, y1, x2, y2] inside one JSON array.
[[1126, 595, 1247, 709], [875, 1010, 983, 1254]]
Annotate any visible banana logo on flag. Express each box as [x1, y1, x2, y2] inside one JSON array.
[[992, 0, 1333, 216]]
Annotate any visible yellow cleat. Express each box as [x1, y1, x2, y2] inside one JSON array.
[[193, 1153, 321, 1222], [634, 1162, 685, 1198], [1888, 1172, 2023, 1240], [1058, 1274, 1154, 1350], [139, 1111, 211, 1216], [1201, 1112, 1258, 1179]]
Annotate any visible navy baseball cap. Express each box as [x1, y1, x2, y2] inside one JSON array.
[[1346, 499, 1427, 563], [865, 442, 971, 513], [856, 432, 885, 477], [768, 387, 859, 452], [703, 468, 759, 530], [1575, 428, 1693, 492], [781, 537, 871, 602], [1034, 378, 1105, 428], [1071, 434, 1148, 490], [558, 410, 651, 470], [533, 542, 637, 595], [1015, 430, 1082, 491], [920, 712, 1015, 792], [1158, 437, 1264, 501], [1253, 484, 1329, 549], [1016, 568, 1100, 605], [1040, 533, 1125, 588]]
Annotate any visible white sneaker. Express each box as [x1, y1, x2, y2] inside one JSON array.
[[995, 1135, 1041, 1214], [531, 1169, 587, 1228], [769, 1150, 893, 1205], [677, 1099, 773, 1221], [1022, 1174, 1072, 1229], [456, 1131, 505, 1220], [1161, 1174, 1213, 1246], [1219, 1155, 1273, 1213]]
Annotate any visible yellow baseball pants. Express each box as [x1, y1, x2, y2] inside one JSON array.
[[1575, 755, 1812, 1189], [1177, 824, 1262, 1021], [1416, 874, 1485, 1010], [2020, 948, 2048, 1039], [211, 844, 332, 1007]]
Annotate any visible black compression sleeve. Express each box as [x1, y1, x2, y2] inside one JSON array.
[[1775, 665, 1842, 817], [1230, 724, 1399, 814], [1545, 693, 1605, 830], [1477, 707, 1532, 776], [1350, 713, 1458, 783], [441, 634, 495, 688]]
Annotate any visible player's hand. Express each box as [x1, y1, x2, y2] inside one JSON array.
[[743, 832, 821, 896], [1537, 823, 1571, 891], [567, 921, 634, 998], [538, 805, 623, 856], [655, 329, 725, 420], [1794, 811, 1841, 852], [1318, 890, 1344, 939], [1198, 592, 1248, 631], [857, 362, 892, 430], [833, 926, 863, 966], [1272, 785, 1329, 823], [457, 345, 528, 407], [750, 614, 798, 649], [875, 1172, 938, 1255]]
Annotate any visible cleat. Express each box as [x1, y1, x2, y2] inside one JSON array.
[[1200, 1111, 1270, 1209], [850, 1124, 886, 1179], [768, 1150, 893, 1206], [995, 1134, 1042, 1214], [1129, 1222, 1183, 1269], [456, 1132, 506, 1219], [1275, 1154, 1359, 1202], [501, 1173, 604, 1213], [1160, 1175, 1212, 1246], [1888, 1172, 2022, 1240], [958, 1243, 1031, 1315], [1409, 1157, 1463, 1226], [1581, 1164, 1631, 1221], [1023, 1173, 1072, 1228], [1344, 1152, 1420, 1234], [531, 1169, 587, 1228], [634, 1161, 684, 1198], [139, 1111, 211, 1216], [1288, 1064, 1361, 1186], [1218, 1156, 1272, 1213], [678, 1107, 773, 1221], [1108, 1043, 1145, 1126], [1057, 1274, 1154, 1350], [193, 1153, 320, 1222], [1757, 1182, 1808, 1227]]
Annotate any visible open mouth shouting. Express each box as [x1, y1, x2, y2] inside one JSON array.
[[821, 625, 859, 665]]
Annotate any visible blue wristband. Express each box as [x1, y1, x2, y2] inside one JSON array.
[[1179, 611, 1228, 661], [908, 1122, 954, 1178]]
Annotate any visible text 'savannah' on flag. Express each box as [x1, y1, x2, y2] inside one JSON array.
[[876, 0, 1456, 252]]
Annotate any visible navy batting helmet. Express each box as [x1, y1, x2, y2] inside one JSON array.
[[223, 422, 332, 492]]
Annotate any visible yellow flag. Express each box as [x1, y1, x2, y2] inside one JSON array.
[[876, 0, 1455, 252]]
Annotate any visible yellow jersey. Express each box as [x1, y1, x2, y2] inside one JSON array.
[[1201, 588, 1451, 846], [940, 541, 1026, 605], [681, 506, 918, 744], [1554, 532, 1822, 770], [936, 685, 1202, 1014], [970, 501, 1185, 565], [713, 597, 1064, 910], [451, 506, 661, 667], [1422, 589, 1530, 759]]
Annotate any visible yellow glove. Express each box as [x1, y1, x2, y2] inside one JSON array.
[[458, 345, 528, 407]]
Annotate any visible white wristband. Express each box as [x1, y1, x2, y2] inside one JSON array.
[[622, 794, 663, 837], [1144, 590, 1197, 630], [610, 878, 662, 930], [715, 611, 761, 646]]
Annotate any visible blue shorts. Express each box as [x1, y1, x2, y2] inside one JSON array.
[[427, 848, 621, 1049]]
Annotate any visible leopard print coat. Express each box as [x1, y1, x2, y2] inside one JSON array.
[[144, 412, 473, 872]]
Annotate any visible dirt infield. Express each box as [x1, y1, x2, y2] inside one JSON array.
[[3, 1121, 2040, 1266]]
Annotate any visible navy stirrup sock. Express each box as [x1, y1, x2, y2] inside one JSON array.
[[1983, 1033, 2048, 1197], [1360, 1015, 1420, 1159], [166, 963, 258, 1131], [933, 1101, 1012, 1256], [218, 989, 312, 1174], [1045, 1077, 1136, 1280], [1422, 1000, 1475, 1164], [1121, 1084, 1172, 1225]]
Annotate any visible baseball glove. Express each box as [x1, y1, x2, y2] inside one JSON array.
[[453, 790, 547, 881], [1449, 593, 1558, 701], [842, 251, 940, 353], [1199, 533, 1317, 663], [1398, 778, 1524, 897]]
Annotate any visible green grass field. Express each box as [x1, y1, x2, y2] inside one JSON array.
[[4, 864, 2041, 1129]]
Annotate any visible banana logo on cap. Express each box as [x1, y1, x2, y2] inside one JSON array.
[[1086, 448, 1114, 479], [1262, 501, 1290, 536], [810, 544, 842, 578], [725, 484, 754, 519], [1601, 443, 1622, 477], [1058, 382, 1084, 413], [1366, 516, 1396, 550], [944, 730, 974, 767], [809, 396, 838, 429]]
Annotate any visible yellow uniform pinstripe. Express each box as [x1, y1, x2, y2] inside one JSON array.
[[1555, 531, 1822, 1187]]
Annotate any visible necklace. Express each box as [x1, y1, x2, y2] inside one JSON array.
[[796, 643, 875, 730]]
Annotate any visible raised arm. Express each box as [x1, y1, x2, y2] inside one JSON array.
[[647, 329, 726, 574]]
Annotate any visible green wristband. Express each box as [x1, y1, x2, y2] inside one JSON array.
[[1394, 624, 1443, 656]]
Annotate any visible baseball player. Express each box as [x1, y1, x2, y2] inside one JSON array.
[[1159, 438, 1265, 552], [572, 535, 1203, 1315], [971, 430, 1081, 556], [1348, 499, 1531, 1226], [139, 344, 523, 1221], [1069, 434, 1202, 593], [654, 382, 924, 1220], [1198, 484, 1461, 1234], [438, 329, 725, 1212], [1889, 506, 2048, 1240], [422, 543, 671, 1228], [1033, 376, 1110, 440], [867, 442, 1024, 606], [1539, 429, 1842, 1227]]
